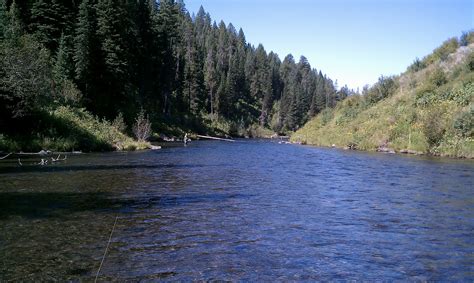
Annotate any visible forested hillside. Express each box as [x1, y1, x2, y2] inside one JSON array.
[[292, 32, 474, 158], [0, 0, 349, 151]]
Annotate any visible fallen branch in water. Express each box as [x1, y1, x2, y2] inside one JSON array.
[[51, 154, 67, 162], [1, 150, 82, 159], [196, 135, 235, 142], [0, 153, 12, 160]]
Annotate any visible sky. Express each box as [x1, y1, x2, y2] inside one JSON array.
[[184, 0, 473, 91]]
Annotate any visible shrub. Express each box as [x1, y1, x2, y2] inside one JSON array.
[[407, 57, 426, 72], [447, 82, 473, 106], [425, 37, 459, 64], [0, 35, 52, 118], [365, 75, 397, 104], [453, 107, 473, 138], [133, 109, 152, 141], [422, 107, 446, 147], [429, 68, 447, 87], [460, 30, 474, 46], [112, 112, 127, 133], [415, 83, 436, 107], [320, 108, 334, 125], [55, 79, 82, 105], [468, 51, 474, 71]]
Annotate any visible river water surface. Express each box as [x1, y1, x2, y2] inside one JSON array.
[[1, 140, 473, 281]]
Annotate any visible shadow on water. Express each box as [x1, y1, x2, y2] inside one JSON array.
[[0, 192, 121, 219], [0, 191, 254, 219], [0, 163, 224, 174], [127, 193, 255, 209]]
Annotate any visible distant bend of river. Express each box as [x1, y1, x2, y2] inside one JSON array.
[[0, 140, 473, 281]]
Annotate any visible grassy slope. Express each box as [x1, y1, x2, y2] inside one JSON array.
[[292, 44, 474, 158], [0, 106, 150, 152]]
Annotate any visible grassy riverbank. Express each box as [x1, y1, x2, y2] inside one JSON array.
[[0, 105, 277, 153], [0, 106, 150, 152], [292, 39, 474, 158]]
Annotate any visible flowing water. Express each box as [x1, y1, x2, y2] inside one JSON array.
[[0, 140, 473, 281]]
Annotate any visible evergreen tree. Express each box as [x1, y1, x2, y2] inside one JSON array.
[[4, 0, 22, 41], [53, 33, 74, 83], [0, 0, 7, 40], [30, 0, 72, 51], [155, 0, 182, 116], [96, 0, 128, 79], [94, 0, 131, 118], [204, 45, 218, 116], [296, 56, 313, 123], [74, 0, 94, 84], [182, 15, 204, 115], [279, 54, 296, 130], [0, 0, 346, 138], [251, 45, 272, 126]]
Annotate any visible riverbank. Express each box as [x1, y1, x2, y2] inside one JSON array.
[[0, 105, 279, 153], [292, 42, 474, 159], [0, 106, 150, 153]]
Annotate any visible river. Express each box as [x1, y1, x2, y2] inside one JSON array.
[[0, 140, 473, 281]]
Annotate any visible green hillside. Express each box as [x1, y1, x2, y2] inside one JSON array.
[[292, 34, 474, 158]]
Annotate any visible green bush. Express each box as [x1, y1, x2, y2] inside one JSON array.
[[460, 30, 474, 46], [365, 75, 397, 104], [453, 107, 473, 138], [422, 107, 447, 147], [415, 89, 437, 107], [429, 68, 447, 87], [468, 51, 474, 71], [424, 37, 459, 64], [0, 35, 52, 118], [447, 82, 474, 106], [407, 57, 426, 72], [320, 108, 334, 125]]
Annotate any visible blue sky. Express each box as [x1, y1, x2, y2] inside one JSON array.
[[184, 0, 473, 90]]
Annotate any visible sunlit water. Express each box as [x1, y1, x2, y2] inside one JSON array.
[[1, 140, 473, 281]]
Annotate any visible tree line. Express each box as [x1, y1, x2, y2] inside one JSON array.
[[1, 0, 351, 137]]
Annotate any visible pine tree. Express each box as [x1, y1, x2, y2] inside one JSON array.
[[215, 73, 226, 118], [131, 0, 158, 111], [0, 0, 7, 40], [194, 6, 209, 48], [251, 45, 272, 126], [73, 0, 101, 111], [0, 0, 347, 136], [94, 0, 132, 118], [155, 0, 182, 116], [324, 77, 336, 108], [279, 54, 296, 130], [30, 0, 72, 51], [204, 46, 218, 116], [182, 15, 204, 115], [225, 53, 240, 118], [96, 0, 128, 79], [4, 0, 23, 41], [296, 56, 313, 123], [53, 33, 74, 83]]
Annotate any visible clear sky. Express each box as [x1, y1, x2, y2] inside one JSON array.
[[184, 0, 473, 91]]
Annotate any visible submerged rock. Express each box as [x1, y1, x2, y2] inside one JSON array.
[[377, 147, 396, 154], [400, 149, 423, 155]]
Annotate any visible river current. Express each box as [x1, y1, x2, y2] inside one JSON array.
[[1, 140, 473, 280]]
